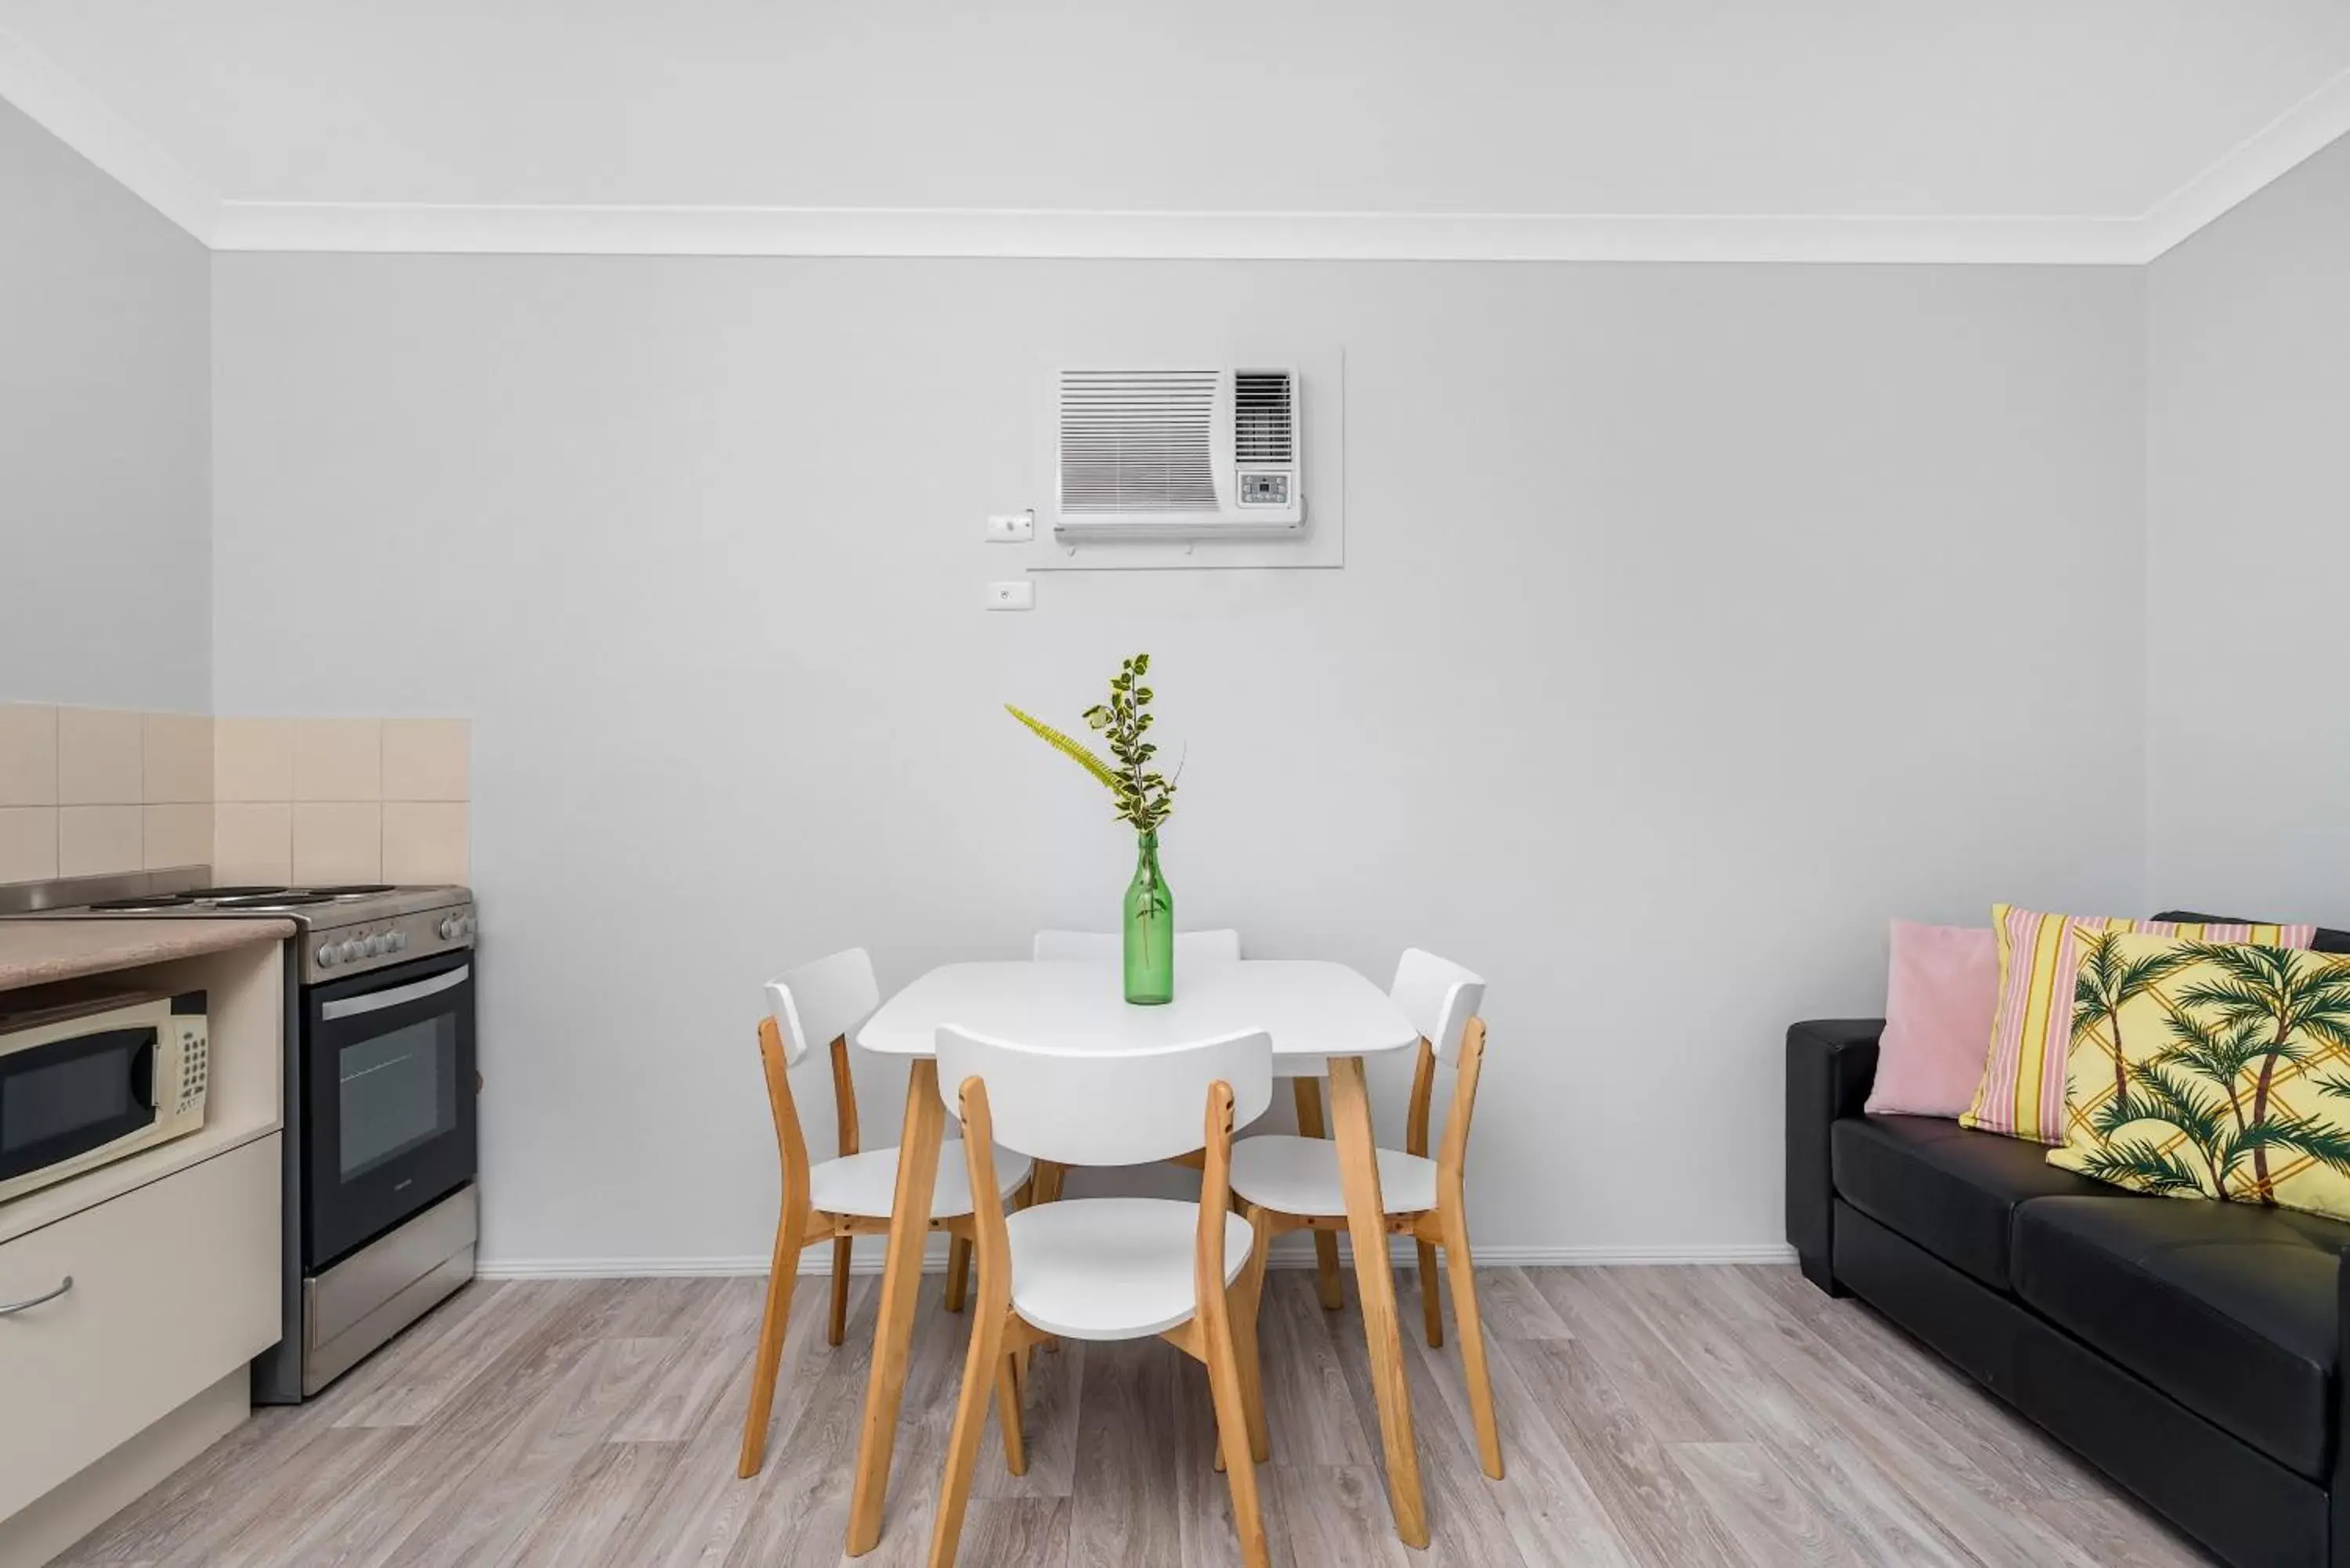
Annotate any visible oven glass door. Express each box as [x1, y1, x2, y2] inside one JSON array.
[[305, 950, 476, 1268], [0, 1026, 157, 1187]]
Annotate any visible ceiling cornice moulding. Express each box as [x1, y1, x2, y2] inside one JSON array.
[[2137, 62, 2350, 258], [0, 23, 215, 243], [5, 25, 2346, 267], [206, 202, 2152, 265]]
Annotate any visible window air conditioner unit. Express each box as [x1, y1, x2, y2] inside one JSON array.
[[1054, 367, 1304, 541]]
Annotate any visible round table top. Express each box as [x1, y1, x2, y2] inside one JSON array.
[[855, 959, 1418, 1065]]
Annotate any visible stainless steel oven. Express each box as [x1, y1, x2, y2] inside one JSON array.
[[305, 949, 475, 1268]]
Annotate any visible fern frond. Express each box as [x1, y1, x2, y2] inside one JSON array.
[[1005, 705, 1123, 795]]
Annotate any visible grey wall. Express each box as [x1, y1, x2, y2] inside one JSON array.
[[211, 256, 2149, 1266], [0, 99, 209, 710], [2146, 136, 2350, 927]]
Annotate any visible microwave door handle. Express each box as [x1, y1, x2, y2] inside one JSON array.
[[131, 1035, 157, 1111], [320, 964, 472, 1021]]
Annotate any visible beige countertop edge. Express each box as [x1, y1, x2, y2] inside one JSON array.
[[0, 918, 297, 993]]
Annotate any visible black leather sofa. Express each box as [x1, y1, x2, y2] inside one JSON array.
[[1788, 915, 2350, 1568]]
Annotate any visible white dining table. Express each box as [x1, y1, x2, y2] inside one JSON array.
[[841, 959, 1433, 1553]]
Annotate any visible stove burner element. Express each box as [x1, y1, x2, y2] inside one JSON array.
[[87, 895, 199, 911], [186, 885, 293, 898], [213, 893, 337, 909], [309, 884, 395, 897]]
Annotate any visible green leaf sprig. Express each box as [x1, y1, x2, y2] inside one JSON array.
[[1006, 652, 1179, 835]]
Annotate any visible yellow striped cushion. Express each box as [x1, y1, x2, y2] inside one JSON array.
[[1960, 904, 2313, 1143]]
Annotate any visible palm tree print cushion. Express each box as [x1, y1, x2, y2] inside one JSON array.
[[2047, 932, 2350, 1219], [1961, 905, 2313, 1143]]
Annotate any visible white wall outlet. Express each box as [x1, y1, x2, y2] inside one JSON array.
[[985, 510, 1036, 543], [984, 580, 1035, 611]]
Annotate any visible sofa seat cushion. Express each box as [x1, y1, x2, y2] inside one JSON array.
[[1831, 1113, 2121, 1290], [2012, 1196, 2350, 1479]]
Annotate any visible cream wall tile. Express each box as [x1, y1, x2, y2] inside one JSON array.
[[382, 803, 468, 885], [60, 805, 143, 876], [0, 705, 57, 807], [0, 807, 58, 883], [143, 713, 214, 804], [216, 717, 295, 802], [215, 803, 293, 884], [56, 706, 143, 804], [143, 804, 215, 871], [381, 719, 469, 801], [294, 802, 381, 883], [294, 719, 381, 802]]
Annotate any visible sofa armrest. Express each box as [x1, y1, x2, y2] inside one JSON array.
[[1786, 1019, 1885, 1295]]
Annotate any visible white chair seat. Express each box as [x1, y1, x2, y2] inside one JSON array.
[[1003, 1197, 1253, 1341], [809, 1142, 1033, 1220], [1227, 1135, 1438, 1217]]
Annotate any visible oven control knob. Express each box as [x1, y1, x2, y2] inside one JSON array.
[[437, 916, 458, 940], [338, 939, 363, 963], [459, 915, 476, 938], [316, 941, 337, 968], [385, 930, 407, 953], [362, 934, 382, 956]]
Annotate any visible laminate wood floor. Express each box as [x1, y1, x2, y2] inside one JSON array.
[[56, 1265, 2215, 1566]]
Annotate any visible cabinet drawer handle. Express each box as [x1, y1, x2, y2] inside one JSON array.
[[0, 1277, 73, 1317]]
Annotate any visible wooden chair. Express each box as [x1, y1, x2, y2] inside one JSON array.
[[927, 1024, 1277, 1568], [736, 948, 1035, 1479], [1227, 948, 1502, 1479]]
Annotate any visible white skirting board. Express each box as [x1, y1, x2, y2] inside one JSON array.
[[476, 1238, 1797, 1281]]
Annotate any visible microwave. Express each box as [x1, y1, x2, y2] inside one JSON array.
[[0, 989, 208, 1206]]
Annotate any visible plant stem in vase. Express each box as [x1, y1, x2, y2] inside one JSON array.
[[1125, 831, 1174, 1005], [1007, 652, 1185, 1006]]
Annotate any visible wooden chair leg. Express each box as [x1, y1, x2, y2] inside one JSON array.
[[1441, 1204, 1503, 1479], [1291, 1078, 1346, 1310], [738, 1203, 808, 1479], [1417, 1239, 1444, 1348], [828, 1236, 853, 1347], [1233, 1209, 1272, 1464], [994, 1348, 1029, 1476], [945, 1234, 972, 1314], [1202, 1312, 1272, 1568], [926, 1292, 1009, 1567]]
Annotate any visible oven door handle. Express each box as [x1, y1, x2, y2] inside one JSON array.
[[321, 965, 472, 1021]]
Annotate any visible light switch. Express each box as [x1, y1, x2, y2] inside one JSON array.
[[985, 511, 1036, 543], [985, 580, 1035, 611]]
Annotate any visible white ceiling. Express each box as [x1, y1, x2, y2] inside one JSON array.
[[4, 2, 2349, 262]]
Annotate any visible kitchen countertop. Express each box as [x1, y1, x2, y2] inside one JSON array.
[[0, 918, 296, 992]]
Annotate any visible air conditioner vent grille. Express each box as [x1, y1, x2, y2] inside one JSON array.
[[1058, 370, 1220, 515], [1233, 370, 1296, 464]]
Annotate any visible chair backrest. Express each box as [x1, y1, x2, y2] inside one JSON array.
[[1032, 928, 1243, 965], [1392, 948, 1485, 1065], [935, 1024, 1272, 1166], [765, 948, 880, 1068]]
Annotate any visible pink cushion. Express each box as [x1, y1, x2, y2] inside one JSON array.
[[1866, 919, 1998, 1119]]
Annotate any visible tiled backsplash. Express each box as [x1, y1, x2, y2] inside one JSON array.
[[1, 706, 469, 887], [1, 706, 215, 882], [215, 717, 469, 885]]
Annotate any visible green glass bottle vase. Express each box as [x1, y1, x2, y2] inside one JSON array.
[[1123, 831, 1174, 1005]]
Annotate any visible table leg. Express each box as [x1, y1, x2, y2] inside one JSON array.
[[845, 1058, 945, 1556], [1327, 1054, 1428, 1548]]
